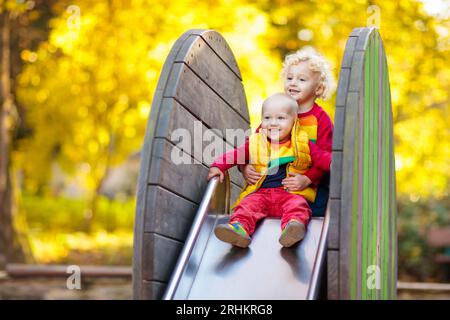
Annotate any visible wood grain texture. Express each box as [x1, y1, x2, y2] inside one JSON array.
[[328, 27, 396, 300], [133, 30, 249, 299], [327, 250, 339, 300]]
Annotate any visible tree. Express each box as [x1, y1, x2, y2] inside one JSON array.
[[16, 0, 280, 231], [253, 0, 449, 198], [0, 0, 27, 266], [0, 0, 56, 265], [9, 0, 450, 279]]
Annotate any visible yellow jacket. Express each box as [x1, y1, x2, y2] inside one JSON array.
[[232, 119, 317, 209]]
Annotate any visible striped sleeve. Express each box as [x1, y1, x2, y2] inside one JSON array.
[[303, 108, 333, 185]]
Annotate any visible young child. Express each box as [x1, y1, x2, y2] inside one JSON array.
[[241, 47, 335, 216], [207, 93, 331, 248]]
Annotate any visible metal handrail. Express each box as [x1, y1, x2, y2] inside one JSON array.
[[162, 177, 220, 300], [306, 204, 331, 300]]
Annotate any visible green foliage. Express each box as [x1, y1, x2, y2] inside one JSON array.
[[28, 230, 133, 265], [21, 193, 135, 232], [20, 193, 134, 264], [398, 196, 450, 281], [7, 0, 450, 277], [14, 0, 449, 199]]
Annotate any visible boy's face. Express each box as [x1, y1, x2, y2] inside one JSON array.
[[261, 102, 296, 142], [284, 61, 322, 105]]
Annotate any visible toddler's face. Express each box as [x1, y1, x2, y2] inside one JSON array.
[[261, 102, 296, 142], [284, 61, 321, 105]]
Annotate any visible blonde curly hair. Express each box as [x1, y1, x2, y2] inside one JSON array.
[[281, 46, 336, 101]]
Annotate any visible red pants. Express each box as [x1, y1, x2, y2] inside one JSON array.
[[230, 187, 312, 235]]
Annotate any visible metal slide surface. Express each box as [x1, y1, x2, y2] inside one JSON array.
[[163, 179, 328, 300]]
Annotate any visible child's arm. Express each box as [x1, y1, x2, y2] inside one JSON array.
[[281, 142, 330, 191], [308, 141, 331, 172], [237, 125, 263, 184], [237, 125, 261, 172], [303, 112, 333, 185], [207, 167, 225, 182], [208, 142, 250, 182]]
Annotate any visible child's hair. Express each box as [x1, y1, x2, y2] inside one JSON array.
[[281, 47, 336, 101], [262, 93, 298, 116]]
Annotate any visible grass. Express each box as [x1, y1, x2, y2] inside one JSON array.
[[20, 193, 135, 265]]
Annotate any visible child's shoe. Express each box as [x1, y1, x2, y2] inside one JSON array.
[[279, 219, 306, 247], [214, 221, 251, 248]]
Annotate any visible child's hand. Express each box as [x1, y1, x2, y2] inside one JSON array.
[[207, 167, 225, 183], [242, 164, 261, 185], [282, 173, 312, 191]]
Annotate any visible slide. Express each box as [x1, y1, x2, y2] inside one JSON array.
[[133, 28, 397, 300], [163, 178, 329, 300]]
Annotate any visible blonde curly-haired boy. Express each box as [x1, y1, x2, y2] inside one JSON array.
[[242, 47, 336, 217]]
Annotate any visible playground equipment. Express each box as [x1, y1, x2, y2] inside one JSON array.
[[133, 27, 397, 300]]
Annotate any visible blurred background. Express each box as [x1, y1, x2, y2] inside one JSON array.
[[0, 0, 448, 299]]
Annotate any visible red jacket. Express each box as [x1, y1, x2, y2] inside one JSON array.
[[212, 102, 333, 185], [212, 134, 331, 173]]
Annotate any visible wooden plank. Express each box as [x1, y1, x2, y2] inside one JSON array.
[[327, 250, 339, 300], [327, 199, 341, 250], [381, 59, 389, 299], [141, 280, 166, 300], [137, 30, 200, 203], [372, 32, 380, 299], [151, 30, 200, 112], [389, 83, 397, 299], [133, 30, 200, 299], [360, 46, 371, 299], [148, 137, 244, 207], [142, 233, 183, 282], [327, 199, 340, 250], [338, 90, 358, 299], [329, 151, 342, 199], [196, 30, 242, 80], [148, 138, 209, 204], [341, 92, 359, 156], [335, 68, 350, 107], [397, 282, 450, 291], [332, 107, 345, 151], [134, 29, 250, 300], [155, 98, 245, 188], [144, 186, 198, 242], [330, 27, 397, 300], [371, 31, 379, 300], [346, 86, 363, 300], [355, 27, 373, 51], [341, 36, 357, 68], [356, 84, 365, 300], [175, 36, 249, 122], [348, 51, 365, 92], [377, 32, 388, 300], [381, 38, 395, 300], [6, 264, 131, 278], [384, 57, 391, 298], [165, 63, 249, 134], [374, 32, 383, 300], [367, 34, 375, 300]]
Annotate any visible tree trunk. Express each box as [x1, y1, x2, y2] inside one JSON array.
[[0, 11, 25, 267], [83, 127, 114, 233], [83, 176, 105, 233]]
